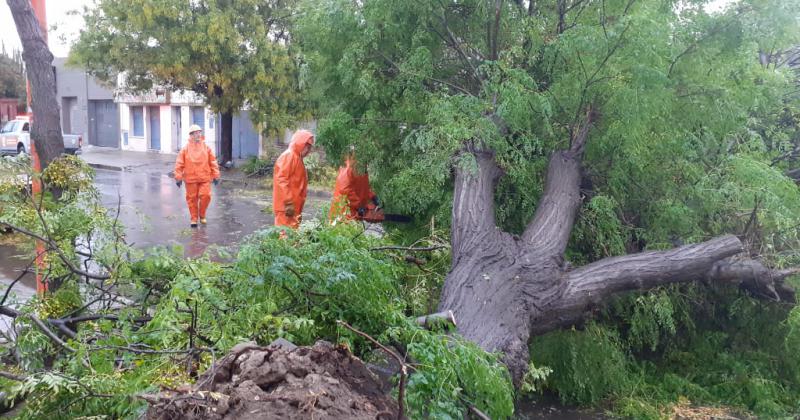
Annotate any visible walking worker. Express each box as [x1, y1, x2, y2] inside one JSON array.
[[329, 153, 379, 224], [174, 124, 220, 228], [273, 129, 314, 229]]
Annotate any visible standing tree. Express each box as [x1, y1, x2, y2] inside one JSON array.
[[70, 0, 308, 164], [299, 0, 800, 383], [7, 0, 64, 168], [0, 47, 26, 102]]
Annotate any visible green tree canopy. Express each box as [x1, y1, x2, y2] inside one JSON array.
[[70, 0, 309, 162], [0, 48, 25, 100], [299, 0, 800, 255]]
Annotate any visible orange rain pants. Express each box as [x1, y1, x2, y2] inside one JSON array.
[[185, 182, 212, 221], [274, 212, 300, 229]]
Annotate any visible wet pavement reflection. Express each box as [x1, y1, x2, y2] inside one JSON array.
[[0, 169, 330, 299], [95, 169, 274, 257]]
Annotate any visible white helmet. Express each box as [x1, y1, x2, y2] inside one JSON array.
[[188, 124, 203, 134]]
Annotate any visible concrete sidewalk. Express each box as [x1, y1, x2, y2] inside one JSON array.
[[79, 146, 250, 183], [80, 146, 175, 173]]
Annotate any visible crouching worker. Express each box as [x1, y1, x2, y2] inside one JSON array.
[[174, 124, 220, 228], [273, 129, 314, 229], [329, 153, 379, 224]]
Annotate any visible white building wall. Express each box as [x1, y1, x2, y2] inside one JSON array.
[[203, 108, 216, 151], [159, 106, 173, 153], [116, 103, 219, 154], [119, 103, 129, 131], [176, 106, 189, 151], [115, 86, 220, 154], [119, 103, 147, 152]]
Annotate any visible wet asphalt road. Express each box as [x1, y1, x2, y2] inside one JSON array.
[[95, 169, 274, 255], [0, 169, 330, 300]]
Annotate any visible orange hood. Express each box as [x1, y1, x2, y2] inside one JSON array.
[[290, 130, 314, 156]]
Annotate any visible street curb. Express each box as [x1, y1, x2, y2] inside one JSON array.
[[87, 162, 124, 172], [88, 162, 255, 184]]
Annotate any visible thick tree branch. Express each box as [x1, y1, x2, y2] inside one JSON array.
[[370, 245, 448, 252], [520, 151, 582, 254], [522, 110, 594, 254], [451, 150, 504, 257], [0, 371, 25, 382], [532, 235, 798, 334], [563, 235, 742, 301], [707, 260, 798, 302], [0, 305, 76, 353], [490, 0, 503, 61]]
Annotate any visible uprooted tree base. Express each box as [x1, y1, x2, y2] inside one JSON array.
[[438, 114, 799, 385], [142, 341, 400, 420]]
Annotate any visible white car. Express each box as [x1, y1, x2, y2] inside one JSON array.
[[0, 118, 82, 156]]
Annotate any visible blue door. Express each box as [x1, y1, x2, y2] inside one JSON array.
[[232, 111, 260, 159], [148, 106, 161, 150]]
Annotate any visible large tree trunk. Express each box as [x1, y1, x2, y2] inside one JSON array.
[[7, 0, 64, 169], [438, 116, 798, 385], [220, 110, 233, 165]]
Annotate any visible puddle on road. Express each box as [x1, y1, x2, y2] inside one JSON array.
[[0, 235, 37, 301], [0, 236, 38, 332]]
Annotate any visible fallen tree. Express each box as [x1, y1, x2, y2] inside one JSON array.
[[296, 0, 800, 387], [438, 113, 799, 383]]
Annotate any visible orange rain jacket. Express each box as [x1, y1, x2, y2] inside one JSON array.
[[330, 158, 377, 220], [273, 130, 314, 214], [174, 138, 220, 183]]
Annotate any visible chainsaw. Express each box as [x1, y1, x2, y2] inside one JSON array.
[[358, 207, 413, 223]]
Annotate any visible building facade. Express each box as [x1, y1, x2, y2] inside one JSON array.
[[116, 86, 264, 160], [53, 58, 119, 147], [117, 89, 219, 154]]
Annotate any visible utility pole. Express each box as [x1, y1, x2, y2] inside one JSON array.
[[27, 0, 47, 295]]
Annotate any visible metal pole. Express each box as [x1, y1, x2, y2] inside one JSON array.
[[27, 0, 47, 295]]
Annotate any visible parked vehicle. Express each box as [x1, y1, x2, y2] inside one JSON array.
[[0, 117, 82, 156]]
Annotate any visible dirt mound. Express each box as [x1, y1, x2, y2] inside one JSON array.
[[142, 340, 399, 420]]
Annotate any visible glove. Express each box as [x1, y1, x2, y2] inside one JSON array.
[[357, 207, 367, 217], [176, 180, 182, 188], [284, 202, 296, 217], [371, 196, 380, 207], [213, 179, 219, 186]]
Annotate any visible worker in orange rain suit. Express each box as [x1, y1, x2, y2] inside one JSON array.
[[329, 155, 379, 224], [273, 129, 315, 229], [174, 124, 220, 228]]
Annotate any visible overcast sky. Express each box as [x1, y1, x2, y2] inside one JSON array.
[[1, 0, 735, 59], [1, 0, 92, 58]]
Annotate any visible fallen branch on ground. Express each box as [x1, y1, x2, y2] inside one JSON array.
[[370, 245, 448, 252]]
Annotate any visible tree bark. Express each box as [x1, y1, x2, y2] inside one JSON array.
[[7, 0, 64, 169], [787, 167, 800, 183], [220, 110, 233, 165], [439, 115, 798, 386]]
